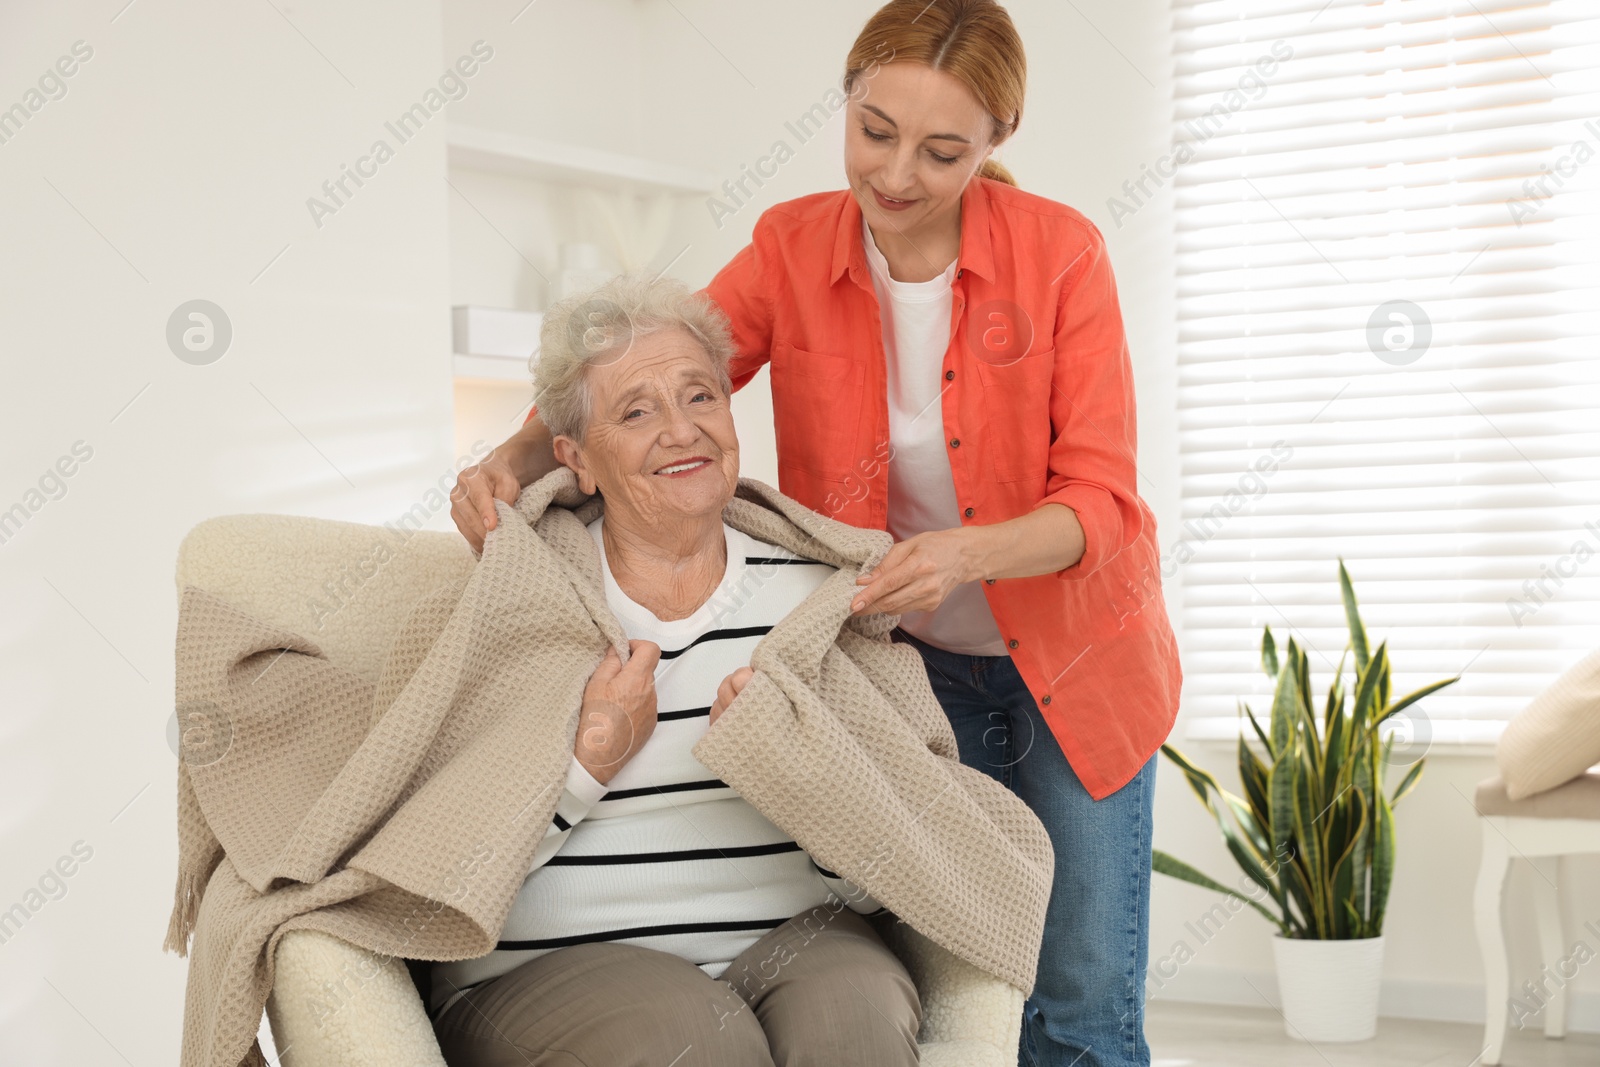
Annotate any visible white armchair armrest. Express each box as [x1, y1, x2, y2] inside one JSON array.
[[879, 918, 1024, 1067], [266, 929, 445, 1067]]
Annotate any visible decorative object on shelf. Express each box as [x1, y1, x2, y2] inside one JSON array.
[[450, 305, 542, 382], [582, 188, 678, 274], [1153, 561, 1458, 1042], [446, 125, 700, 339], [556, 242, 613, 300], [444, 126, 714, 385]]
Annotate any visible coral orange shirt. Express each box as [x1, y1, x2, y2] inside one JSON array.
[[534, 176, 1181, 800]]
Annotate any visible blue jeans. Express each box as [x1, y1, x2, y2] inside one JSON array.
[[893, 629, 1156, 1067]]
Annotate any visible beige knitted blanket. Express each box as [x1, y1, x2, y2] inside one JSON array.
[[167, 468, 1053, 1067]]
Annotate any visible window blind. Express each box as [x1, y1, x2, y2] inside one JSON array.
[[1169, 0, 1600, 728]]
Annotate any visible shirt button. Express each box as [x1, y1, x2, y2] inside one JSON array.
[[964, 507, 975, 518], [949, 438, 960, 449], [945, 370, 955, 381], [1042, 695, 1052, 706], [984, 578, 996, 585], [1008, 639, 1019, 649]]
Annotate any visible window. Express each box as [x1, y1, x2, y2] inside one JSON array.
[[1169, 0, 1600, 739]]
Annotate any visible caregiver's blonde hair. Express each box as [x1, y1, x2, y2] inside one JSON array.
[[844, 0, 1027, 187], [534, 273, 735, 442]]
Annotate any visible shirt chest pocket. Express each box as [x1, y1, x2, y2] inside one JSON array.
[[769, 341, 865, 478], [973, 351, 1056, 483]]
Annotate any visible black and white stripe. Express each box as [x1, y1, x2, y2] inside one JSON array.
[[429, 522, 880, 1018]]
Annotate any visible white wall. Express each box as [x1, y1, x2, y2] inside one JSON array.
[[0, 2, 454, 1062]]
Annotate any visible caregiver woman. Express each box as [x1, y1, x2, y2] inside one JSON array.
[[451, 2, 1180, 1064]]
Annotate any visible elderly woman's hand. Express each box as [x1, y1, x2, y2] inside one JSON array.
[[574, 640, 661, 784], [708, 667, 755, 727]]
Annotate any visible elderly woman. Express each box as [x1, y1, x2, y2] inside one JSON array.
[[428, 274, 921, 1067]]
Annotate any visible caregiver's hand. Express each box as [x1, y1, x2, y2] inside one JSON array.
[[708, 666, 755, 727], [850, 527, 981, 617], [449, 448, 526, 555], [574, 640, 661, 784], [450, 418, 562, 554]]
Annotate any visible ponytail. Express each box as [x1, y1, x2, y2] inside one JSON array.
[[978, 157, 1017, 186]]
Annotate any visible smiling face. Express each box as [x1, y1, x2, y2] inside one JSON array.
[[845, 61, 998, 237], [551, 326, 740, 534]]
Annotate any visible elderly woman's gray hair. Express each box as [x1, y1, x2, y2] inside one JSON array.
[[534, 273, 736, 441]]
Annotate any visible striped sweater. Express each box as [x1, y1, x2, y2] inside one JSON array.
[[429, 519, 883, 1016]]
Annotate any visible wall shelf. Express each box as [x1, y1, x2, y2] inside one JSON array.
[[452, 305, 541, 383], [447, 124, 719, 194], [452, 354, 532, 383]]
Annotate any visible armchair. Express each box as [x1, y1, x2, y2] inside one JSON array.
[[175, 513, 1026, 1067]]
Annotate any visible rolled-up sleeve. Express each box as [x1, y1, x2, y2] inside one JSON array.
[[1035, 222, 1146, 580]]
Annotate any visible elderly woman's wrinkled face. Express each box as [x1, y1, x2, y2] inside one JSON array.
[[557, 327, 739, 527]]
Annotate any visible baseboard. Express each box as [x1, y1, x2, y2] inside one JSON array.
[[1147, 964, 1600, 1035]]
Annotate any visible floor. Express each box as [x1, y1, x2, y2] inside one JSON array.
[[1147, 1001, 1600, 1066]]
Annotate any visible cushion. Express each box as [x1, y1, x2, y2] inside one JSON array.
[[1497, 647, 1600, 800], [1475, 772, 1600, 821]]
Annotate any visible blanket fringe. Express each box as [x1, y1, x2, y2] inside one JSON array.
[[163, 868, 202, 957]]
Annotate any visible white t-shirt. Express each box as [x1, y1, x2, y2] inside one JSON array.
[[861, 215, 1009, 656], [429, 518, 881, 1018]]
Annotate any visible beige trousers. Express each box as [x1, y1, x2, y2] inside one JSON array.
[[433, 905, 921, 1066]]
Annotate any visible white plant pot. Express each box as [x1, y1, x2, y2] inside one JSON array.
[[1271, 934, 1385, 1043]]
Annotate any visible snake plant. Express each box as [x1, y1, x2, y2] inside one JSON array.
[[1154, 561, 1458, 940]]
